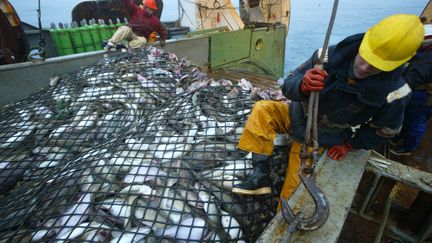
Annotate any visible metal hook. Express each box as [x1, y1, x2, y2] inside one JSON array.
[[280, 0, 339, 235], [280, 159, 329, 231]]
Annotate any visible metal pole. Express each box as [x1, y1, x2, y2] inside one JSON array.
[[178, 0, 181, 23]]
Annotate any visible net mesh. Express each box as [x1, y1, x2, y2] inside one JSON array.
[[0, 47, 290, 242]]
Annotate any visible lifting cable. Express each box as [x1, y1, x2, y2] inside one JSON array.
[[177, 0, 194, 28], [280, 0, 340, 237]]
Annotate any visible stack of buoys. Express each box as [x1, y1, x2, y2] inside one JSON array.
[[79, 19, 95, 52], [69, 21, 85, 53], [49, 18, 127, 56]]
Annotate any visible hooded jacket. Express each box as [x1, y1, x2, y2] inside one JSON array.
[[282, 33, 411, 150], [124, 0, 167, 41]]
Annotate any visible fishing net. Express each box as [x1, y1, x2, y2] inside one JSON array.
[[0, 47, 291, 242], [0, 47, 201, 190]]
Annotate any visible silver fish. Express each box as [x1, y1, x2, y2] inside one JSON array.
[[110, 227, 151, 243], [123, 165, 167, 184], [55, 192, 92, 241], [0, 125, 36, 149], [154, 217, 207, 242]]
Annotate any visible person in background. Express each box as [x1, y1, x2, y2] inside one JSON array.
[[154, 0, 164, 19], [230, 14, 423, 201], [387, 24, 432, 235], [104, 0, 167, 50], [389, 24, 432, 156]]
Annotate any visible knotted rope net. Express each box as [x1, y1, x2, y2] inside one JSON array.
[[0, 47, 290, 242]]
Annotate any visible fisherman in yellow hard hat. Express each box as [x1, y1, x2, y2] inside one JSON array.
[[103, 0, 167, 50], [231, 14, 424, 201]]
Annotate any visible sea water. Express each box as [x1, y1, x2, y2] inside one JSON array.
[[9, 0, 429, 75]]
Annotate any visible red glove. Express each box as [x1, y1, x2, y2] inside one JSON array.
[[149, 31, 158, 43], [327, 143, 353, 161], [300, 68, 328, 95]]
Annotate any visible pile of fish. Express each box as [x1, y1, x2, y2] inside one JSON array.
[[0, 47, 204, 189], [0, 46, 289, 242]]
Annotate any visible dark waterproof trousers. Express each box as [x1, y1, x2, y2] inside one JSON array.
[[399, 90, 432, 152]]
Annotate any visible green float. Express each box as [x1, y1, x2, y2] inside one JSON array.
[[88, 19, 102, 50], [57, 23, 74, 55], [116, 18, 126, 29], [108, 19, 117, 36], [98, 19, 112, 42], [69, 21, 85, 53], [49, 23, 65, 56], [79, 19, 96, 52]]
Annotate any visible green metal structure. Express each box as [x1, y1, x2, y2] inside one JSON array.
[[207, 25, 286, 78]]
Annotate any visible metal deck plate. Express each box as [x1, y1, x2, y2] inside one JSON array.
[[258, 149, 370, 242]]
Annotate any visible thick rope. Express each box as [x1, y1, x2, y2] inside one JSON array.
[[304, 0, 339, 167]]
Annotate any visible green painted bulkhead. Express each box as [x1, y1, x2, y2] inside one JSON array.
[[208, 24, 286, 79]]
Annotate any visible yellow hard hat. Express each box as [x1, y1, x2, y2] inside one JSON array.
[[359, 14, 424, 72]]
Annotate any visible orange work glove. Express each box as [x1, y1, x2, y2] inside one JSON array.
[[148, 31, 158, 43], [300, 68, 328, 95], [327, 143, 353, 161]]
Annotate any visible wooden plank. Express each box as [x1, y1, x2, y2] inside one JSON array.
[[366, 151, 432, 194], [257, 149, 370, 242]]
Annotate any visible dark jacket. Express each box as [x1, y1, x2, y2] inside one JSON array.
[[282, 34, 411, 150], [124, 0, 167, 41], [403, 49, 432, 90]]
